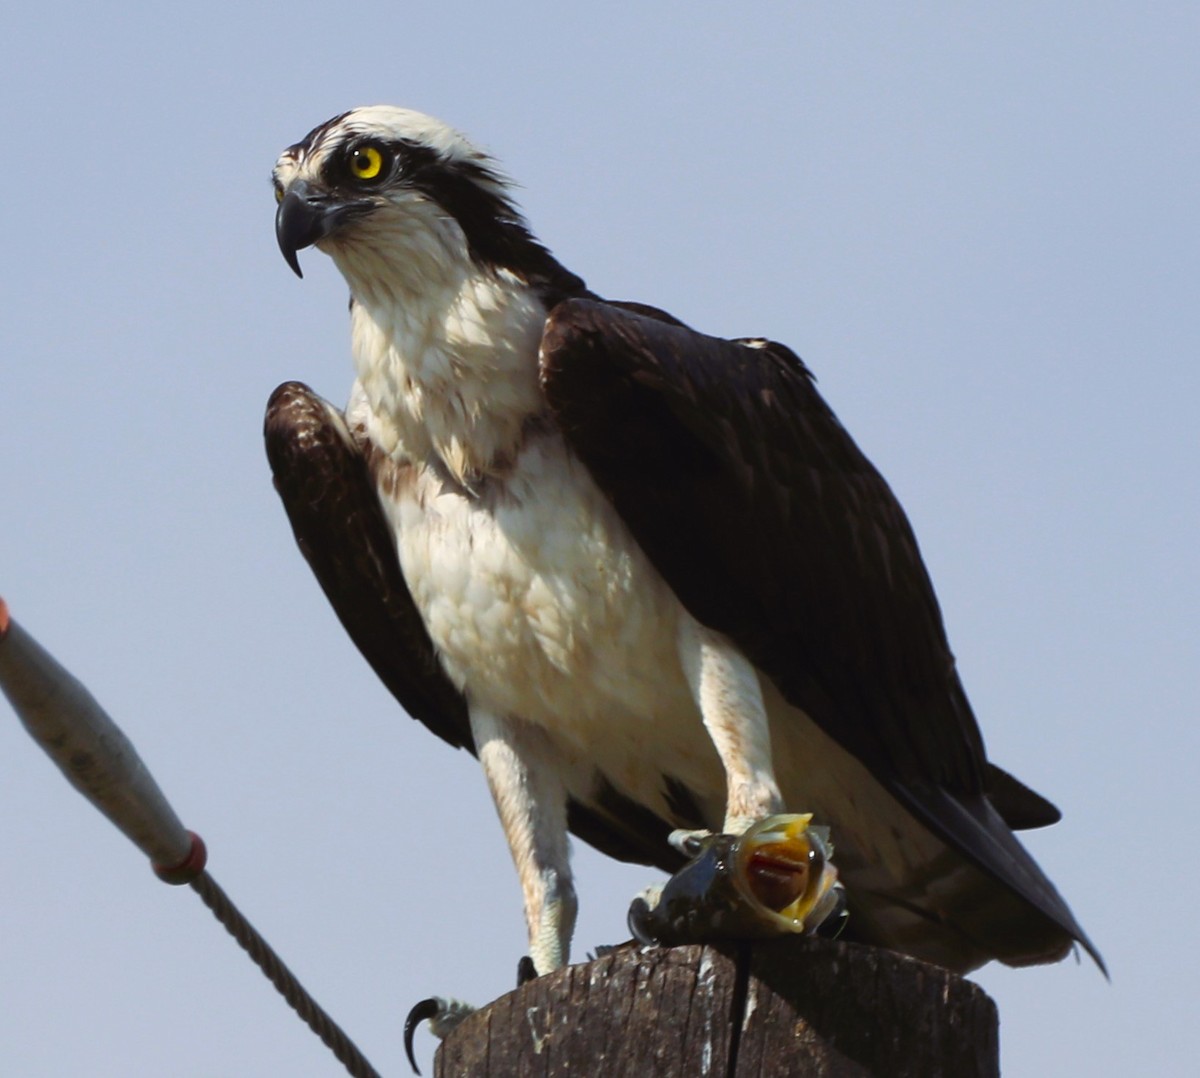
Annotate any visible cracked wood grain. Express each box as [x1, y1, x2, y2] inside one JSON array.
[[435, 938, 997, 1077]]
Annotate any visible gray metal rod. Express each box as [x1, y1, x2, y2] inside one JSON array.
[[0, 599, 192, 868]]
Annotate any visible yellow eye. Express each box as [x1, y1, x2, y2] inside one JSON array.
[[349, 144, 385, 182]]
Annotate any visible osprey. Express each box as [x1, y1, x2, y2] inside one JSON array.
[[268, 105, 1100, 976]]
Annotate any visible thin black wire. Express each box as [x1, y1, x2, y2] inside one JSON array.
[[190, 870, 383, 1078]]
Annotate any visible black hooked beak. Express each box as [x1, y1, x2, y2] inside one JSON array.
[[275, 179, 374, 278]]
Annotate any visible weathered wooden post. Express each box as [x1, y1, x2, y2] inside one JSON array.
[[435, 937, 997, 1077]]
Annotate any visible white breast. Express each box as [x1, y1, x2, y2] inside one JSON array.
[[386, 430, 718, 770]]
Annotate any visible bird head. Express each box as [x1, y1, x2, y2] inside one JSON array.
[[272, 106, 578, 302]]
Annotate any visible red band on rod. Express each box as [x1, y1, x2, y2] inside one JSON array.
[[153, 831, 208, 885]]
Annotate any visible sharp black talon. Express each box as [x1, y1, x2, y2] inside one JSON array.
[[628, 896, 657, 945], [516, 954, 537, 986], [404, 997, 440, 1075], [814, 884, 850, 940]]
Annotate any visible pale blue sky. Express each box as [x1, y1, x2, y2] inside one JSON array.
[[2, 4, 1196, 1075]]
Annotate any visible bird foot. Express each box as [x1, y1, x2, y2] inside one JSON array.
[[668, 827, 713, 856], [404, 996, 476, 1075], [404, 955, 540, 1074], [668, 813, 782, 856], [587, 942, 627, 960], [631, 813, 844, 945]]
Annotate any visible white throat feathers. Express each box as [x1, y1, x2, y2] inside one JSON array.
[[344, 251, 549, 488]]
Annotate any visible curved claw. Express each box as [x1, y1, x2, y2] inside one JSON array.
[[404, 999, 438, 1075], [629, 813, 841, 945], [813, 879, 850, 939], [403, 996, 476, 1075], [668, 828, 711, 857]]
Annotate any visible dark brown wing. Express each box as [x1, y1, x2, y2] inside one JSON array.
[[541, 299, 984, 791], [265, 382, 472, 749], [540, 300, 1102, 969], [264, 380, 684, 872]]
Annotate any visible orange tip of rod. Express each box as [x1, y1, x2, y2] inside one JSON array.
[[0, 597, 9, 638]]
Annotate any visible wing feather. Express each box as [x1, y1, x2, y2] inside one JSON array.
[[541, 299, 984, 791], [265, 381, 473, 749]]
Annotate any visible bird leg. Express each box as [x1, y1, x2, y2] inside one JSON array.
[[405, 714, 574, 1072], [470, 708, 578, 975], [626, 620, 843, 945], [677, 618, 785, 835]]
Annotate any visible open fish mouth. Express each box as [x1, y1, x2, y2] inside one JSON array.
[[628, 814, 844, 946]]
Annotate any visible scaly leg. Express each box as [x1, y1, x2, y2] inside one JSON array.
[[677, 617, 785, 834], [628, 619, 841, 948], [470, 708, 577, 975]]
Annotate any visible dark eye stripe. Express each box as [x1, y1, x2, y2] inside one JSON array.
[[323, 135, 445, 191]]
